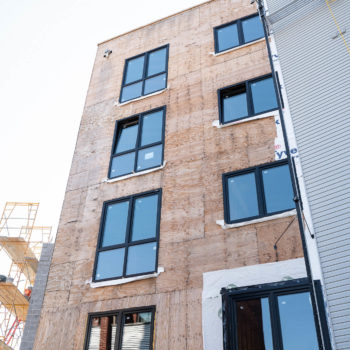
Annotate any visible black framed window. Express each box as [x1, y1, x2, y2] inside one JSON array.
[[214, 13, 264, 53], [84, 307, 155, 350], [119, 45, 169, 103], [222, 279, 330, 350], [218, 74, 278, 124], [222, 161, 294, 224], [109, 107, 165, 179], [93, 190, 161, 282]]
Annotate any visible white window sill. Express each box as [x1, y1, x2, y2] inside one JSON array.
[[209, 38, 266, 57], [212, 110, 279, 129], [115, 87, 169, 107], [86, 267, 165, 288], [103, 161, 166, 183], [216, 209, 296, 229]]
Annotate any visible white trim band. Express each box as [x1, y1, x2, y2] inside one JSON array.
[[216, 209, 296, 229], [212, 110, 279, 129], [209, 38, 266, 57], [103, 161, 166, 183], [87, 267, 165, 288], [115, 87, 169, 107]]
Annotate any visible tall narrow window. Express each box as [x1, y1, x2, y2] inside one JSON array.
[[93, 190, 161, 282], [223, 161, 294, 224], [214, 14, 264, 53], [219, 75, 278, 124], [120, 45, 169, 103], [222, 279, 327, 350], [109, 107, 165, 179], [84, 307, 155, 350]]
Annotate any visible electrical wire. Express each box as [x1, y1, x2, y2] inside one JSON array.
[[325, 0, 350, 56], [273, 215, 297, 249]]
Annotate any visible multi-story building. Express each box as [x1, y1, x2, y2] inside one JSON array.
[[263, 0, 350, 349], [30, 0, 333, 349]]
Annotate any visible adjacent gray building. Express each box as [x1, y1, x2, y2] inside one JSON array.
[[20, 244, 54, 350], [264, 0, 350, 348]]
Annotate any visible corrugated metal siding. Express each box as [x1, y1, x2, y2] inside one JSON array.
[[266, 0, 350, 349]]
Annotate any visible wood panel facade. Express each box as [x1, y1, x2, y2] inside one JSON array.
[[34, 0, 304, 348]]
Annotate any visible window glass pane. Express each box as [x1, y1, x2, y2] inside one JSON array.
[[131, 194, 158, 241], [109, 152, 135, 178], [88, 316, 118, 350], [262, 164, 294, 213], [216, 23, 239, 52], [144, 73, 166, 95], [121, 311, 152, 350], [242, 15, 264, 43], [223, 91, 248, 122], [236, 298, 273, 350], [115, 122, 138, 153], [137, 144, 163, 171], [121, 82, 142, 102], [126, 242, 157, 275], [95, 248, 125, 280], [102, 201, 129, 247], [250, 77, 278, 114], [278, 292, 319, 350], [147, 48, 167, 76], [227, 172, 259, 221], [125, 56, 145, 84], [141, 110, 163, 146]]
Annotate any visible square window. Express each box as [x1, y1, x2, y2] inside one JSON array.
[[216, 23, 239, 52], [93, 190, 161, 282], [120, 45, 169, 103], [222, 84, 248, 123], [219, 75, 278, 124], [241, 15, 265, 44], [223, 161, 295, 224], [84, 307, 155, 350], [221, 279, 326, 350], [250, 76, 278, 115], [109, 107, 166, 179], [214, 14, 264, 54]]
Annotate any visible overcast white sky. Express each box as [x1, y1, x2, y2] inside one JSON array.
[[0, 0, 205, 236]]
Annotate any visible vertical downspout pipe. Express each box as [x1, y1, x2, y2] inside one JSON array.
[[256, 0, 312, 281], [255, 1, 330, 349]]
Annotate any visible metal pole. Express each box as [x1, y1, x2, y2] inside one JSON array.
[[255, 1, 331, 348]]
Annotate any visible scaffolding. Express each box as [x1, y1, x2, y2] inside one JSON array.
[[0, 202, 51, 350]]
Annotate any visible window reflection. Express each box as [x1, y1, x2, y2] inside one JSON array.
[[217, 23, 239, 52], [88, 316, 117, 350], [223, 89, 248, 122], [219, 75, 278, 125], [102, 201, 129, 247], [109, 108, 165, 179], [242, 15, 264, 43], [125, 56, 145, 84], [236, 298, 273, 350], [227, 286, 321, 350], [262, 164, 294, 214], [121, 46, 168, 102], [115, 122, 139, 153], [227, 172, 259, 221], [94, 191, 160, 281], [278, 292, 319, 350], [86, 310, 154, 350], [250, 77, 278, 114], [121, 311, 152, 350], [215, 14, 264, 53]]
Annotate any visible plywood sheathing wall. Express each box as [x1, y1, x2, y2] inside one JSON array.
[[34, 0, 303, 349]]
